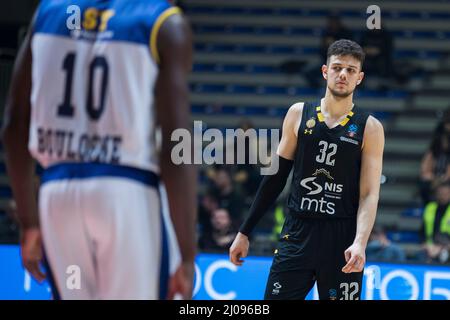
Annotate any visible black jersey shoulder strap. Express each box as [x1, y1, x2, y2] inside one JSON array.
[[351, 106, 371, 125]]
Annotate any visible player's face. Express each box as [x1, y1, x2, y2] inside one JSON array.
[[436, 185, 450, 204], [322, 55, 364, 98], [212, 209, 231, 230]]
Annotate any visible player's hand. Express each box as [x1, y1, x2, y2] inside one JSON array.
[[425, 243, 442, 259], [167, 261, 194, 300], [229, 232, 249, 266], [20, 227, 46, 282], [342, 242, 365, 273]]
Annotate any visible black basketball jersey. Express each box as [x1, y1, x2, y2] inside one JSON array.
[[286, 101, 370, 218]]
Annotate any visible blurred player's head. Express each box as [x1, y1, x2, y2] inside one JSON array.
[[211, 208, 232, 231], [443, 107, 450, 132], [214, 167, 232, 191], [326, 13, 343, 32], [202, 191, 219, 212], [369, 225, 389, 245], [322, 39, 365, 98], [435, 181, 450, 205]]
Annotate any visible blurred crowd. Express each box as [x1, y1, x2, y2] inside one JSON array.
[[197, 120, 263, 252], [416, 108, 450, 263]]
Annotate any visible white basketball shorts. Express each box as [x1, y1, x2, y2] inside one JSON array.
[[38, 163, 181, 299]]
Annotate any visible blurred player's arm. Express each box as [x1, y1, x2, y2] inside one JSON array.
[[229, 103, 303, 266], [342, 116, 384, 273], [1, 27, 45, 282], [420, 151, 435, 181], [155, 12, 197, 299]]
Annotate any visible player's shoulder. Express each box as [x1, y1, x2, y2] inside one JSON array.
[[364, 115, 384, 135], [283, 102, 308, 136], [362, 115, 385, 150], [286, 102, 305, 119]]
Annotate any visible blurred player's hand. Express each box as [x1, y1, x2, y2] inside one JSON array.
[[167, 261, 194, 300], [20, 227, 46, 282], [229, 232, 249, 266], [425, 243, 443, 259], [342, 242, 365, 273]]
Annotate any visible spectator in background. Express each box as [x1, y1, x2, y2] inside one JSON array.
[[0, 174, 41, 244], [420, 181, 450, 263], [0, 199, 19, 243], [271, 202, 286, 242], [232, 119, 262, 202], [366, 225, 406, 262], [199, 208, 237, 252], [433, 107, 450, 140], [360, 24, 394, 80], [419, 115, 450, 204], [211, 167, 245, 228], [5, 199, 18, 225], [306, 13, 353, 88], [198, 191, 219, 235], [320, 13, 353, 62]]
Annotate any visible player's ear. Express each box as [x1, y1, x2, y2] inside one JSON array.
[[356, 71, 364, 85], [321, 64, 328, 80]]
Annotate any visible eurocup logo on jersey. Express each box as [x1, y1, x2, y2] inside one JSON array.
[[347, 124, 358, 138], [171, 121, 280, 175]]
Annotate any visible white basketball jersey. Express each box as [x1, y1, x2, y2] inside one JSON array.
[[29, 0, 181, 174], [30, 1, 183, 299]]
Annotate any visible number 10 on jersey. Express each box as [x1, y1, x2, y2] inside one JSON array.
[[58, 52, 109, 121]]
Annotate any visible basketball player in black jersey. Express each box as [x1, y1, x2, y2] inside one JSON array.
[[229, 39, 384, 300]]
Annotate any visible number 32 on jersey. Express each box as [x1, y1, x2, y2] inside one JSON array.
[[316, 140, 337, 166]]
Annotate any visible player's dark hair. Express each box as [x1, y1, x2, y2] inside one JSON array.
[[327, 39, 365, 69]]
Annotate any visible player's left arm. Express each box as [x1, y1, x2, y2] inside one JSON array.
[[154, 11, 197, 299], [342, 116, 385, 273]]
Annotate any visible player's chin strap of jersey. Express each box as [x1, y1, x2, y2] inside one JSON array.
[[239, 155, 293, 237]]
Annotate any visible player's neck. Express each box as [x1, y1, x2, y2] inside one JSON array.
[[321, 91, 354, 119]]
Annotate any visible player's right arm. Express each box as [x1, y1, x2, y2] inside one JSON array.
[[154, 12, 197, 299], [420, 151, 435, 181], [2, 23, 45, 282], [229, 103, 303, 266]]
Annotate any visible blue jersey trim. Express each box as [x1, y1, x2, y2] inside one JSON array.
[[41, 163, 159, 188], [34, 0, 173, 45], [158, 197, 170, 299]]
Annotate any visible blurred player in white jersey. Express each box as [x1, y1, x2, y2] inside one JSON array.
[[2, 0, 197, 299]]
